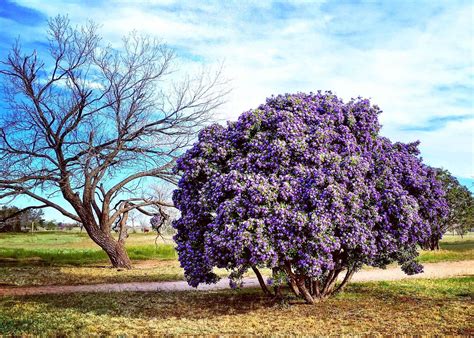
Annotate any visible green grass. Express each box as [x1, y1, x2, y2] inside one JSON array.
[[0, 244, 176, 265], [0, 231, 172, 249], [0, 260, 185, 287], [1, 231, 472, 265], [0, 277, 472, 335], [0, 231, 176, 265], [418, 238, 474, 263], [0, 231, 472, 288]]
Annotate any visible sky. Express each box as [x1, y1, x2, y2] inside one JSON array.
[[0, 0, 473, 221]]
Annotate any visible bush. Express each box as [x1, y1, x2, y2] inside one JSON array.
[[172, 92, 448, 303]]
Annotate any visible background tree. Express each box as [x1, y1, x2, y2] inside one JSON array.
[[0, 16, 228, 268], [0, 206, 22, 232], [0, 205, 45, 232], [420, 169, 474, 249], [172, 92, 448, 304]]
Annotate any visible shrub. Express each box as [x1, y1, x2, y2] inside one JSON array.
[[172, 92, 448, 303]]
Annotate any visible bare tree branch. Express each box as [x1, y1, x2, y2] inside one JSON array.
[[0, 15, 228, 268]]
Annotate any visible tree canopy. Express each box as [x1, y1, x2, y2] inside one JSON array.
[[172, 92, 448, 303]]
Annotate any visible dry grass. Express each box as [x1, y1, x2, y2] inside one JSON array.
[[0, 277, 472, 335], [0, 260, 184, 287]]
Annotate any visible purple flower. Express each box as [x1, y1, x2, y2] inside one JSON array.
[[172, 92, 448, 296]]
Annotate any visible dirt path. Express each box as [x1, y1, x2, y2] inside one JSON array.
[[0, 260, 472, 297]]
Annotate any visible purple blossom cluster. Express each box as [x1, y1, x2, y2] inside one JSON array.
[[172, 92, 448, 294], [150, 214, 163, 229]]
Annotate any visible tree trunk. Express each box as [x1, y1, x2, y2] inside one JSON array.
[[288, 279, 300, 296], [87, 227, 132, 269], [333, 268, 355, 295], [103, 241, 132, 269], [422, 237, 440, 251], [252, 266, 271, 296], [296, 278, 315, 304]]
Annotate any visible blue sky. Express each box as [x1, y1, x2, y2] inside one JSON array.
[[0, 0, 473, 220]]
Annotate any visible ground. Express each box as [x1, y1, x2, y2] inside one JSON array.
[[0, 277, 472, 335], [0, 231, 472, 335]]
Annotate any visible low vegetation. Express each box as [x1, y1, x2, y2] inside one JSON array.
[[0, 277, 472, 335], [0, 261, 184, 287], [0, 232, 176, 265], [418, 237, 474, 263]]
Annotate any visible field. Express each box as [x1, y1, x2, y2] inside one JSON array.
[[0, 231, 473, 287], [0, 277, 472, 335], [0, 231, 472, 335], [0, 231, 176, 264]]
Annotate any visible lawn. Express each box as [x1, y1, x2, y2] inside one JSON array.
[[0, 277, 472, 335], [1, 231, 472, 265], [418, 233, 474, 263], [0, 231, 176, 265]]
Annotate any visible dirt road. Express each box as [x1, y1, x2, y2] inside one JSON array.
[[0, 260, 472, 296]]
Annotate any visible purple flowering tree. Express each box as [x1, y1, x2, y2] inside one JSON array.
[[172, 92, 448, 304]]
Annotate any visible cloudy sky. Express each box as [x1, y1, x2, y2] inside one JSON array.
[[0, 0, 473, 219]]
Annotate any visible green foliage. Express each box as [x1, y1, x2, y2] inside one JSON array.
[[438, 169, 474, 236], [418, 238, 474, 263]]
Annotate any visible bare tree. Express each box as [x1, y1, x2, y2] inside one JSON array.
[[0, 16, 228, 268]]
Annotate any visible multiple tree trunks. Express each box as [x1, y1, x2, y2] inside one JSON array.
[[254, 264, 356, 304], [421, 238, 441, 251]]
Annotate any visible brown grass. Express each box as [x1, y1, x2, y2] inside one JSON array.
[[0, 277, 472, 335]]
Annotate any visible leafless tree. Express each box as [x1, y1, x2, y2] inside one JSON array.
[[0, 16, 228, 268]]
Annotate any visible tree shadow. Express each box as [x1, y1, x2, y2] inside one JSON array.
[[10, 287, 300, 320]]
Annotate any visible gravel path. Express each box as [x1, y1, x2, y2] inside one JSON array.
[[0, 260, 472, 297]]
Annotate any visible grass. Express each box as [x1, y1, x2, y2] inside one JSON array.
[[0, 231, 176, 265], [0, 260, 185, 287], [0, 277, 472, 335], [1, 231, 473, 265], [418, 237, 474, 263], [0, 244, 176, 265]]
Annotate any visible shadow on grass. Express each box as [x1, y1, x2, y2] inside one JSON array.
[[439, 240, 474, 251], [6, 276, 472, 320], [8, 288, 274, 319], [0, 260, 185, 287]]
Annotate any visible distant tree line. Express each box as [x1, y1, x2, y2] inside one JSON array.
[[0, 206, 80, 232], [0, 206, 45, 232]]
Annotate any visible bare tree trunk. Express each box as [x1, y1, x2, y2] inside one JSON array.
[[333, 268, 355, 295], [252, 266, 271, 296], [103, 241, 132, 269], [312, 280, 320, 297], [87, 227, 132, 269], [421, 237, 440, 251], [296, 278, 315, 304], [288, 279, 300, 296]]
